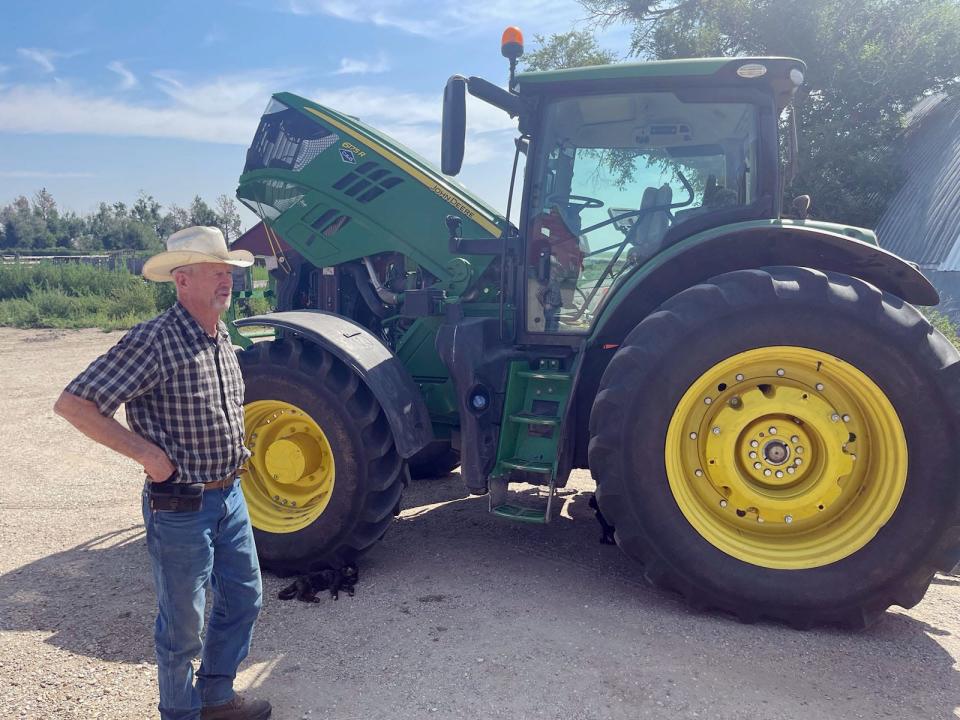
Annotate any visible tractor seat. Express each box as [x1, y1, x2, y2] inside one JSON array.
[[627, 184, 672, 264]]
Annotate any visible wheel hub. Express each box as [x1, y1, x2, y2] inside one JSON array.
[[665, 346, 907, 569], [243, 400, 336, 534], [762, 439, 790, 465]]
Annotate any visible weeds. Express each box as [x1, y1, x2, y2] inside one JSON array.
[[0, 262, 271, 331]]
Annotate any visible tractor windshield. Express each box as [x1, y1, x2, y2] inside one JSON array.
[[525, 91, 759, 333]]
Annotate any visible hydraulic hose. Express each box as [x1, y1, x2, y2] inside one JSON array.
[[362, 257, 402, 305], [344, 264, 390, 318]]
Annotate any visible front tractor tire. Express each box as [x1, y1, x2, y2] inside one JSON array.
[[589, 267, 960, 628], [238, 338, 405, 574]]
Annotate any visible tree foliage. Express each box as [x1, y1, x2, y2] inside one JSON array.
[[579, 0, 960, 226], [523, 30, 619, 71], [0, 188, 248, 253]]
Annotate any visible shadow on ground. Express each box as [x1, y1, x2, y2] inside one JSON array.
[[2, 471, 958, 719]]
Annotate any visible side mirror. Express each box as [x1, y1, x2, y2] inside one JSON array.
[[441, 76, 466, 176]]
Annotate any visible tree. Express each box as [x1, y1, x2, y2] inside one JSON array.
[[1, 195, 51, 250], [189, 195, 218, 228], [32, 188, 58, 222], [215, 194, 243, 243], [522, 29, 618, 71], [160, 204, 192, 238], [132, 191, 164, 238], [580, 0, 960, 226]]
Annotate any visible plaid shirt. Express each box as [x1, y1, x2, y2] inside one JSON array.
[[66, 301, 250, 483]]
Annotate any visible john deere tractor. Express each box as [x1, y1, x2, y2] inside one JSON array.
[[231, 29, 960, 627]]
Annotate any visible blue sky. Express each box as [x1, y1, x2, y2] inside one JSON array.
[[0, 0, 628, 230]]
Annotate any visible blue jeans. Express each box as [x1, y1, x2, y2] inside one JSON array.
[[141, 480, 263, 720]]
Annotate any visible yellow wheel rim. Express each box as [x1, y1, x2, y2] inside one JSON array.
[[243, 400, 335, 534], [665, 346, 907, 569]]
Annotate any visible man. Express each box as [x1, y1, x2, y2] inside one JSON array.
[[54, 226, 271, 720]]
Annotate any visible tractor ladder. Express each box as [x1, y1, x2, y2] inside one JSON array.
[[489, 359, 572, 523]]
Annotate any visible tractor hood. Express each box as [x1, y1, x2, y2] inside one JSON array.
[[236, 92, 505, 280]]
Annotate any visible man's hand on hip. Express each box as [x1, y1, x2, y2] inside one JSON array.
[[142, 447, 176, 483]]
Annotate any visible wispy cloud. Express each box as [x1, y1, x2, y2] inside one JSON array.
[[0, 70, 295, 145], [332, 53, 391, 76], [0, 69, 517, 170], [281, 0, 587, 36], [0, 170, 97, 179], [17, 48, 62, 74], [308, 85, 517, 165], [107, 60, 137, 90], [285, 0, 442, 35]]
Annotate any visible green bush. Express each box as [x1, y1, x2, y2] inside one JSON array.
[[0, 298, 41, 327], [924, 308, 960, 351], [0, 262, 135, 300], [0, 262, 171, 330]]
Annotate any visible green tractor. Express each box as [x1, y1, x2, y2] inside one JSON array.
[[231, 29, 960, 627]]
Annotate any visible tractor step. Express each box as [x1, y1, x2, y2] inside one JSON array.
[[491, 503, 549, 523], [517, 370, 571, 381], [488, 477, 557, 524], [499, 458, 553, 474], [508, 413, 561, 426]]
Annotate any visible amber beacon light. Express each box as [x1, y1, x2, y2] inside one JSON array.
[[501, 26, 524, 59]]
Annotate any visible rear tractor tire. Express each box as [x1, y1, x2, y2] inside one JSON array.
[[238, 338, 406, 575], [589, 267, 960, 628]]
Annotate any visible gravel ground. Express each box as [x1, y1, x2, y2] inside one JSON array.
[[1, 327, 959, 720]]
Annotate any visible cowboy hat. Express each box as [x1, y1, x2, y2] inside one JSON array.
[[142, 226, 255, 282]]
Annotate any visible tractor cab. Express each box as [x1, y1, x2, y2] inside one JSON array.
[[442, 43, 805, 339]]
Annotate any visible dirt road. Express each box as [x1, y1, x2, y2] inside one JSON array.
[[1, 327, 958, 720]]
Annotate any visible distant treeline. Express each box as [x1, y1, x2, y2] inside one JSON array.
[[0, 189, 244, 254]]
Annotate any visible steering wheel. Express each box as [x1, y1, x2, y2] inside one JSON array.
[[547, 194, 605, 212]]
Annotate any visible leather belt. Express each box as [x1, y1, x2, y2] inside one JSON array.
[[204, 468, 246, 491]]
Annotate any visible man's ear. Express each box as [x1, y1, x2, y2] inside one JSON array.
[[172, 269, 189, 292]]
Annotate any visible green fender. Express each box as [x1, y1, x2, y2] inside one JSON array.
[[590, 219, 938, 346]]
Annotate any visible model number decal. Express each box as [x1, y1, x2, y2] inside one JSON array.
[[341, 141, 367, 158]]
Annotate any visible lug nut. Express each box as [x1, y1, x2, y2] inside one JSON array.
[[777, 368, 785, 376], [736, 373, 745, 381], [689, 432, 698, 440], [796, 446, 804, 454], [695, 469, 704, 477], [704, 397, 713, 405], [816, 383, 824, 391], [831, 413, 840, 422], [754, 462, 762, 470], [764, 469, 772, 477], [769, 427, 777, 435], [712, 427, 721, 435], [784, 515, 793, 524], [787, 467, 796, 474], [749, 451, 758, 459], [750, 440, 759, 448], [791, 435, 799, 443], [795, 458, 803, 466], [842, 414, 851, 422], [776, 470, 784, 478], [720, 499, 728, 508]]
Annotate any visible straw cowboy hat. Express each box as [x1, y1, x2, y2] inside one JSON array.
[[142, 226, 254, 282]]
